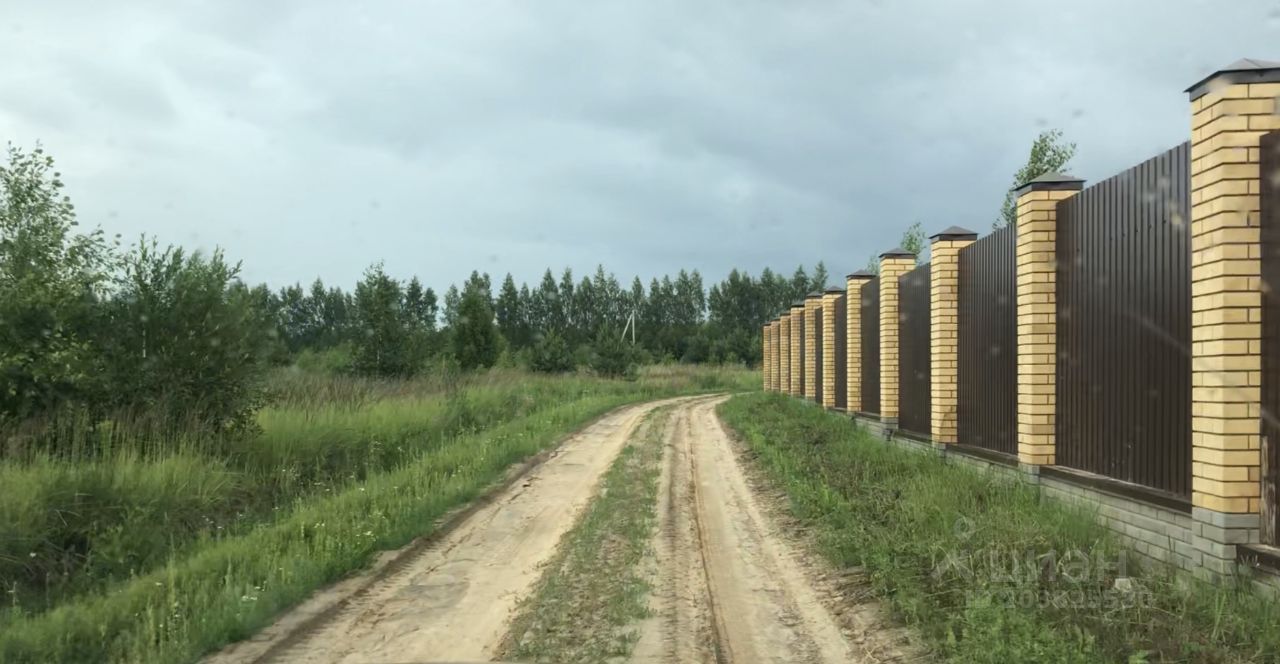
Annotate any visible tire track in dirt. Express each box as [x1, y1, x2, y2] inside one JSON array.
[[631, 397, 872, 664], [208, 396, 701, 664]]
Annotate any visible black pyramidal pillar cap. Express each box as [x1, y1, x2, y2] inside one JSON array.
[[1187, 58, 1280, 101], [929, 225, 978, 241], [1012, 171, 1084, 197], [879, 246, 916, 259]]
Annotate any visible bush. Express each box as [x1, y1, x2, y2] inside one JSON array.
[[589, 327, 636, 379], [529, 331, 574, 373], [293, 343, 354, 375], [96, 239, 273, 436]]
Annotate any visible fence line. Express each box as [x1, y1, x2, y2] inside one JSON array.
[[757, 58, 1280, 583]]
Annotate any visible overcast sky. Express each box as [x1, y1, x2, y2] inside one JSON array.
[[2, 0, 1278, 293]]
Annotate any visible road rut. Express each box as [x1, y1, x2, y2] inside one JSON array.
[[213, 395, 889, 663], [629, 396, 858, 663], [211, 398, 687, 664]]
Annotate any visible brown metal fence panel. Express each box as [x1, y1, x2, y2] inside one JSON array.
[[1260, 130, 1280, 544], [1056, 142, 1191, 498], [958, 225, 1018, 455], [813, 306, 824, 404], [898, 264, 932, 438], [861, 278, 881, 415], [834, 296, 848, 408]]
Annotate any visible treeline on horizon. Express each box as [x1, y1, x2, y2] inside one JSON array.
[[271, 260, 832, 377], [0, 144, 824, 446]]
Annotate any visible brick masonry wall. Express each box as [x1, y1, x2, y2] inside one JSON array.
[[790, 306, 805, 395], [804, 299, 821, 401], [771, 321, 782, 393], [779, 315, 792, 395], [1015, 187, 1079, 465], [762, 324, 771, 390], [1189, 81, 1278, 515], [880, 257, 916, 420], [846, 276, 873, 412], [1041, 478, 1198, 572], [822, 292, 844, 408], [930, 237, 974, 443]]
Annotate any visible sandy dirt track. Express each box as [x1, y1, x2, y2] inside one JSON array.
[[212, 395, 896, 663], [211, 397, 692, 664], [629, 396, 861, 664]]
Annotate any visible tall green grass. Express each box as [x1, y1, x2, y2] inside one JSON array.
[[0, 394, 622, 662], [719, 393, 1280, 663], [1, 366, 754, 623]]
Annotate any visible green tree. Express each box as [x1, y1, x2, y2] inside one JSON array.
[[441, 284, 461, 329], [809, 261, 829, 292], [998, 128, 1077, 227], [452, 282, 501, 370], [789, 265, 810, 300], [558, 268, 577, 342], [495, 273, 527, 349], [404, 277, 438, 331], [100, 238, 272, 432], [529, 330, 574, 373], [901, 222, 926, 263], [589, 327, 635, 378], [0, 145, 114, 420], [530, 269, 561, 335], [641, 277, 670, 356], [352, 263, 414, 377], [574, 274, 597, 339]]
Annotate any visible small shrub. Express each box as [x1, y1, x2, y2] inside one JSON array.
[[293, 343, 354, 375], [589, 327, 636, 379], [530, 331, 574, 373]]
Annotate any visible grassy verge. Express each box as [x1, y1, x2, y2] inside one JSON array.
[[502, 406, 671, 663], [1, 366, 752, 617], [718, 393, 1280, 664]]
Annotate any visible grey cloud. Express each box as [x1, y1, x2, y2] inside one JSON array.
[[0, 0, 1278, 295]]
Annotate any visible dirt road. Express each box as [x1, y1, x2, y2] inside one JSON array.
[[213, 395, 884, 664], [628, 396, 859, 664]]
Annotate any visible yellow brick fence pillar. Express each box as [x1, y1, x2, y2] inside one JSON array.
[[1186, 58, 1280, 576], [822, 287, 846, 409], [760, 323, 768, 391], [880, 248, 917, 423], [789, 302, 805, 396], [929, 226, 978, 444], [846, 271, 876, 413], [804, 293, 823, 403], [1013, 172, 1083, 465], [768, 319, 778, 391], [779, 313, 792, 395]]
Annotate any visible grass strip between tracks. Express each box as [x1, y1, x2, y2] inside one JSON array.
[[501, 405, 672, 663]]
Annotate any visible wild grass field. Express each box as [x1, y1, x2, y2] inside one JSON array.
[[0, 364, 753, 663]]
